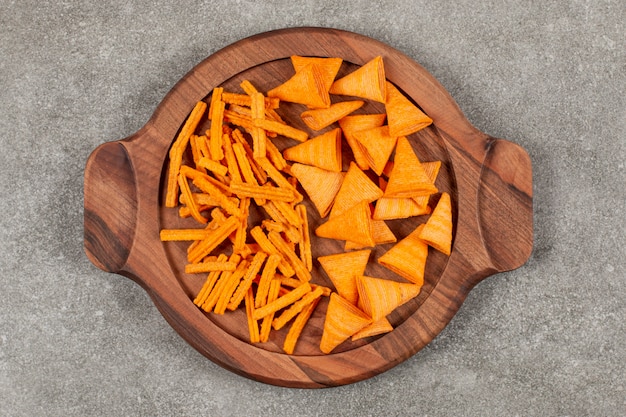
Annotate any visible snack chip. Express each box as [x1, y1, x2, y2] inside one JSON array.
[[329, 56, 386, 103], [384, 81, 433, 137], [290, 56, 342, 91], [337, 113, 387, 171], [356, 275, 421, 322], [353, 125, 398, 176], [289, 163, 344, 218], [282, 127, 342, 172], [301, 100, 364, 131], [315, 200, 375, 248], [267, 63, 330, 109], [329, 162, 383, 219], [378, 224, 429, 285], [320, 293, 372, 354], [418, 192, 453, 255], [351, 317, 393, 341], [318, 249, 371, 305], [383, 137, 438, 198]]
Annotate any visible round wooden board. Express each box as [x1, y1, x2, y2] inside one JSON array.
[[84, 27, 533, 388]]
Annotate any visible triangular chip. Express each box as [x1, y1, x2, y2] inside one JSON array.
[[378, 224, 429, 285], [354, 125, 398, 176], [291, 56, 343, 91], [301, 100, 364, 131], [384, 137, 438, 198], [290, 163, 344, 218], [329, 56, 387, 103], [330, 162, 383, 219], [283, 128, 342, 172], [338, 113, 386, 171], [412, 161, 441, 207], [318, 249, 371, 305], [320, 293, 372, 354], [315, 200, 375, 247], [356, 275, 421, 322], [351, 317, 393, 341], [385, 81, 433, 137], [373, 197, 431, 220], [267, 63, 330, 109], [345, 219, 396, 250], [419, 192, 453, 255]]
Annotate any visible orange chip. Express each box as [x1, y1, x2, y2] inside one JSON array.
[[318, 249, 371, 305], [259, 278, 282, 343], [227, 251, 268, 311], [345, 219, 396, 250], [283, 297, 320, 355], [296, 204, 312, 271], [209, 100, 225, 161], [291, 56, 342, 91], [329, 56, 386, 103], [356, 275, 421, 322], [385, 81, 433, 137], [320, 293, 372, 354], [418, 192, 453, 255], [384, 137, 438, 198], [351, 317, 394, 341], [353, 125, 398, 176], [250, 91, 267, 160], [315, 200, 375, 248], [193, 253, 229, 307], [338, 113, 387, 171], [283, 127, 342, 172], [373, 196, 431, 220], [267, 63, 330, 109], [165, 100, 207, 207], [252, 118, 309, 143], [252, 282, 312, 320], [272, 285, 324, 331], [187, 216, 239, 264], [330, 162, 383, 219], [244, 286, 260, 343], [300, 100, 364, 131], [378, 224, 429, 285], [289, 163, 343, 218]]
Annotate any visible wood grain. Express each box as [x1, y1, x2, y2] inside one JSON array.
[[83, 27, 533, 388]]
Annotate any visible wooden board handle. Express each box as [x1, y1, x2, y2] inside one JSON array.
[[478, 138, 533, 272], [84, 140, 138, 273]]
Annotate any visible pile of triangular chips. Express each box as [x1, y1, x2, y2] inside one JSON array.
[[159, 55, 453, 355]]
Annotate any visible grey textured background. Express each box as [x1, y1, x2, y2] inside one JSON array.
[[1, 1, 624, 416]]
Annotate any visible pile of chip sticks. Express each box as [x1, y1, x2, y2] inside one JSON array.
[[160, 55, 452, 355]]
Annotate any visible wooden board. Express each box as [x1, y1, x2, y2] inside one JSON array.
[[84, 27, 533, 388]]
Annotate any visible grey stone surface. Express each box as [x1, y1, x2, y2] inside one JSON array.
[[1, 0, 624, 415]]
